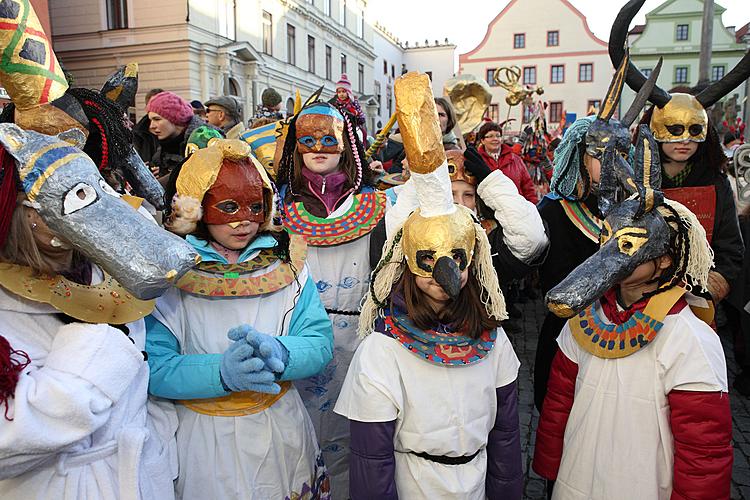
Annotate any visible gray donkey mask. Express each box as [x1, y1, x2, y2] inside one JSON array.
[[0, 123, 198, 300], [547, 125, 673, 318]]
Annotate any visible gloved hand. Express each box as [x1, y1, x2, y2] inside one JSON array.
[[228, 324, 289, 375], [219, 328, 281, 394], [463, 145, 492, 184]]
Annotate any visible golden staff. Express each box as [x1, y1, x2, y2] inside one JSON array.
[[366, 113, 398, 160]]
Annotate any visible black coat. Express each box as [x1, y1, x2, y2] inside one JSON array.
[[534, 194, 600, 410]]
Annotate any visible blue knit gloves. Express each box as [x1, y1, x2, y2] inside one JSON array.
[[219, 325, 289, 394]]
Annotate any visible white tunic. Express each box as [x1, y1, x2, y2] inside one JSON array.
[[552, 303, 728, 500], [293, 194, 381, 498], [334, 327, 520, 499], [0, 286, 175, 500], [152, 265, 324, 500]]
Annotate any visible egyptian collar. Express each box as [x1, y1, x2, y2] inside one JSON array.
[[176, 233, 307, 297], [570, 286, 687, 359], [559, 197, 603, 243], [0, 263, 154, 324], [378, 306, 496, 366], [187, 233, 277, 264], [283, 188, 387, 246]]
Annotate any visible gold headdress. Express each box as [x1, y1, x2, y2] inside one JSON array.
[[359, 73, 506, 336]]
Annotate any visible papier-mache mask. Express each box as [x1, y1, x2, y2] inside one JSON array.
[[295, 103, 345, 154], [0, 123, 199, 300], [168, 139, 277, 234], [446, 149, 477, 186], [611, 0, 750, 144]]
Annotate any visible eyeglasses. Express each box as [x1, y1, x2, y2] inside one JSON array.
[[205, 108, 222, 114], [483, 133, 502, 139]]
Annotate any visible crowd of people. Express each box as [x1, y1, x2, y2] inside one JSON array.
[[0, 1, 749, 499]]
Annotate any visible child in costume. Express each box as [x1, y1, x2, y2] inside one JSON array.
[[533, 125, 732, 500], [145, 139, 333, 499], [329, 74, 367, 139], [335, 73, 522, 500], [0, 124, 198, 500], [276, 97, 386, 497]]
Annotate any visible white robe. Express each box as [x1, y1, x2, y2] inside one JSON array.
[[334, 327, 520, 499], [0, 285, 174, 500], [152, 265, 324, 500], [293, 194, 381, 498], [552, 303, 728, 500]]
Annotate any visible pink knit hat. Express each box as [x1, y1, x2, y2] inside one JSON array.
[[335, 74, 352, 92], [146, 91, 194, 126]]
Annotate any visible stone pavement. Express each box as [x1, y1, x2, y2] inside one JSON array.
[[509, 297, 750, 500]]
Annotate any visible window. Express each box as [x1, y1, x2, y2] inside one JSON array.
[[676, 24, 689, 41], [488, 104, 500, 122], [523, 66, 536, 85], [262, 11, 273, 55], [307, 36, 315, 73], [641, 68, 652, 77], [383, 60, 388, 75], [217, 0, 235, 39], [325, 45, 332, 80], [523, 104, 534, 122], [374, 81, 381, 114], [286, 24, 296, 65], [391, 64, 395, 78], [340, 0, 346, 26], [712, 65, 725, 81], [386, 84, 393, 116], [578, 63, 593, 82], [486, 68, 497, 86], [358, 63, 364, 93], [549, 101, 563, 123], [551, 65, 565, 84], [587, 100, 601, 115], [547, 30, 559, 47], [513, 33, 525, 49], [106, 0, 128, 29], [341, 53, 347, 75], [358, 9, 364, 38], [324, 0, 331, 16], [675, 66, 688, 83]]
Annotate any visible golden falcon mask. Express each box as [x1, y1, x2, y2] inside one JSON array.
[[649, 93, 708, 143]]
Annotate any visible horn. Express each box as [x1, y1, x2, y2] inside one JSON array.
[[598, 46, 630, 121], [609, 0, 671, 108], [303, 86, 324, 108], [621, 58, 663, 127], [697, 50, 750, 109], [101, 63, 139, 111], [634, 125, 663, 216], [443, 74, 492, 134]]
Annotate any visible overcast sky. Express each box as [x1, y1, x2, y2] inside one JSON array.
[[370, 0, 750, 55]]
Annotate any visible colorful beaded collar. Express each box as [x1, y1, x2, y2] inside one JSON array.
[[560, 199, 602, 243], [570, 286, 686, 359], [283, 191, 386, 246], [379, 309, 496, 366], [176, 234, 307, 297]]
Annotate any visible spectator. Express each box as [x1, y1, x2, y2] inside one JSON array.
[[477, 121, 538, 204], [251, 88, 284, 127], [204, 96, 245, 139], [133, 88, 163, 163], [190, 99, 207, 121]]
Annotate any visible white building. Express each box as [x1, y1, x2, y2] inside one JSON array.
[[50, 0, 376, 121], [371, 22, 455, 132], [458, 0, 613, 126]]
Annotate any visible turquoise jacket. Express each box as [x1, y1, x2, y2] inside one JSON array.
[[145, 234, 333, 399]]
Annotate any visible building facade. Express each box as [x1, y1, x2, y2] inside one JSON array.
[[622, 0, 748, 122], [371, 23, 455, 132], [50, 0, 376, 122], [458, 0, 613, 128]]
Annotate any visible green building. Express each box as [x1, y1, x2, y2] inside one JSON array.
[[621, 0, 748, 130]]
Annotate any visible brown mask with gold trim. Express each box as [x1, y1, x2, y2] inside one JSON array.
[[295, 103, 345, 154], [202, 159, 265, 226]]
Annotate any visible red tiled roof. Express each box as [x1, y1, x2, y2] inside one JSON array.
[[629, 24, 645, 36], [737, 23, 750, 44]]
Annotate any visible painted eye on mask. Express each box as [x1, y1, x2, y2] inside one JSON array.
[[63, 182, 98, 215], [214, 200, 240, 214], [616, 234, 649, 256], [298, 135, 339, 148]]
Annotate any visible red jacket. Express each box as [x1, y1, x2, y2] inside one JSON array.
[[479, 145, 538, 204]]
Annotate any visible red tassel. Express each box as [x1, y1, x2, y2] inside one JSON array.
[[0, 147, 17, 249], [0, 334, 30, 421]]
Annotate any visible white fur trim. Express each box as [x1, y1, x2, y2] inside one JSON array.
[[167, 194, 203, 235]]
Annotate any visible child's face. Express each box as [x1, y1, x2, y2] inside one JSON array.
[[415, 266, 469, 307], [302, 152, 342, 176], [207, 221, 260, 250], [336, 88, 349, 101], [451, 180, 477, 212], [661, 141, 699, 163], [619, 256, 672, 288]]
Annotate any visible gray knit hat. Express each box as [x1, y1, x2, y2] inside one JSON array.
[[261, 88, 282, 108]]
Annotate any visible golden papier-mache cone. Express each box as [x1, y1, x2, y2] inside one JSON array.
[[394, 72, 446, 174]]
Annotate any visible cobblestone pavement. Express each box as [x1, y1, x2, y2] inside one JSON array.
[[509, 298, 750, 500]]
